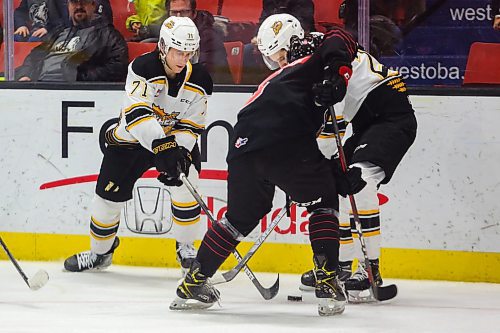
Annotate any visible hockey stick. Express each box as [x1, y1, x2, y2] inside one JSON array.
[[215, 205, 288, 285], [328, 105, 397, 302], [179, 172, 280, 300], [0, 236, 49, 291]]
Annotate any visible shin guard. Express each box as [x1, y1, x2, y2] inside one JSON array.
[[196, 217, 242, 277], [309, 208, 340, 271]]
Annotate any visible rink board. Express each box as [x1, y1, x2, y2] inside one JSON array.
[[0, 89, 499, 282]]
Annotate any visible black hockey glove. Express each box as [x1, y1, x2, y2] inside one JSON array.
[[312, 65, 352, 107], [157, 147, 192, 187], [152, 136, 191, 187], [331, 158, 367, 197]]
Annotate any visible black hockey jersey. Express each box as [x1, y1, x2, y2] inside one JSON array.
[[227, 28, 357, 161]]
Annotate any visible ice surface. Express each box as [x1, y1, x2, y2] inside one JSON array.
[[1, 261, 499, 333]]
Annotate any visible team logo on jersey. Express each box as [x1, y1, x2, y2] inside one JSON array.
[[272, 21, 283, 35], [152, 103, 167, 117], [165, 20, 175, 29], [234, 137, 248, 148]]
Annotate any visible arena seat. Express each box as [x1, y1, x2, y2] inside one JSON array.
[[223, 41, 244, 84], [220, 0, 261, 23], [110, 0, 136, 40], [463, 42, 500, 85], [196, 0, 220, 15], [0, 42, 42, 73], [1, 0, 23, 25], [313, 0, 342, 27], [127, 42, 156, 62]]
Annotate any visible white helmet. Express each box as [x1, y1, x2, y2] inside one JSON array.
[[158, 16, 200, 65], [257, 13, 304, 70]]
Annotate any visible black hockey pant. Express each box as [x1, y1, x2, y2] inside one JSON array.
[[197, 136, 342, 276]]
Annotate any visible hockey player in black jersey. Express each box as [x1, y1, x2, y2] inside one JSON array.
[[278, 18, 417, 301], [170, 16, 357, 316], [64, 16, 213, 275]]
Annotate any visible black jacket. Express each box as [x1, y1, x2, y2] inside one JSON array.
[[16, 16, 128, 82], [194, 10, 232, 84]]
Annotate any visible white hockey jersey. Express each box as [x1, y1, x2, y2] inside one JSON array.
[[336, 50, 402, 122], [107, 50, 213, 152]]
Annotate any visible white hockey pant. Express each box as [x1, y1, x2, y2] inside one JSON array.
[[339, 178, 381, 262]]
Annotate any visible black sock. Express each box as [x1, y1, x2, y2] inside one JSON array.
[[196, 221, 240, 277], [309, 209, 340, 271]]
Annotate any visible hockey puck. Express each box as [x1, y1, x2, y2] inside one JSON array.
[[287, 295, 302, 302]]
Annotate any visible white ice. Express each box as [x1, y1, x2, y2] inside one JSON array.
[[1, 261, 499, 333]]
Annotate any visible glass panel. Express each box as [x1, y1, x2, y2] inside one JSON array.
[[372, 0, 500, 86], [1, 0, 499, 86]]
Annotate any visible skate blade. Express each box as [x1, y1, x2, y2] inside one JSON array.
[[318, 298, 346, 316], [298, 284, 315, 292], [169, 297, 216, 311], [347, 290, 377, 304]]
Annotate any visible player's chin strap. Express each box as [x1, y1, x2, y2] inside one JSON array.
[[178, 171, 280, 300], [328, 105, 397, 302]]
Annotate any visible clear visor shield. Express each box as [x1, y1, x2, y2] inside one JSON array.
[[262, 54, 280, 70], [190, 49, 200, 64]]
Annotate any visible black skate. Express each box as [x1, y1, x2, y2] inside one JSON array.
[[299, 261, 352, 292], [176, 241, 197, 276], [313, 255, 347, 316], [345, 259, 383, 303], [170, 260, 220, 310], [64, 237, 120, 272]]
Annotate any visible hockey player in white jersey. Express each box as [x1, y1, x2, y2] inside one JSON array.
[[256, 14, 417, 299], [64, 16, 213, 274]]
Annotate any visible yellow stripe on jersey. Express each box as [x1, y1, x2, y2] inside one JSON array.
[[340, 239, 354, 245], [185, 61, 193, 83], [183, 84, 205, 96], [123, 102, 150, 114], [150, 78, 166, 84], [178, 119, 205, 129], [113, 127, 138, 143], [169, 129, 198, 139], [126, 115, 156, 131]]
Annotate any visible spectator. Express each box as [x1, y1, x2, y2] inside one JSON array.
[[241, 0, 315, 84], [13, 0, 112, 43], [165, 0, 233, 83], [92, 0, 113, 24], [15, 0, 128, 82], [493, 0, 500, 30], [125, 0, 167, 42], [340, 0, 402, 58], [14, 0, 66, 42]]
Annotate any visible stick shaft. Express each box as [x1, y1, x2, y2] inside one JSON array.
[[0, 236, 31, 287]]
